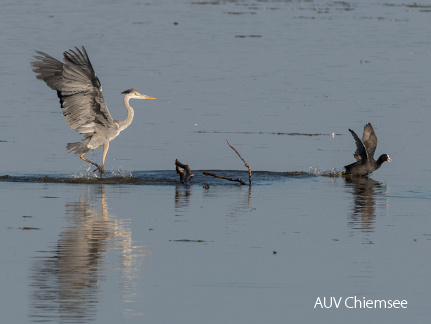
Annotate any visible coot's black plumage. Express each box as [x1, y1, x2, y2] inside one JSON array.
[[344, 123, 391, 177]]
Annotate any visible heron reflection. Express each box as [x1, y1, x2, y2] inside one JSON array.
[[29, 185, 145, 323]]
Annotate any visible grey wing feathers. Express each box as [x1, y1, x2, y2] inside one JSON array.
[[31, 52, 64, 90], [31, 46, 114, 134], [361, 123, 377, 159], [349, 129, 367, 161]]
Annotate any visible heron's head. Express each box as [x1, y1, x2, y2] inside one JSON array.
[[122, 88, 156, 100]]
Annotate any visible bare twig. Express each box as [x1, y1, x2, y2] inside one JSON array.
[[226, 139, 252, 185], [203, 172, 247, 185], [200, 140, 252, 186], [175, 159, 194, 185]]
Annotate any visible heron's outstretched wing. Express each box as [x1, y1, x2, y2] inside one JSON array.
[[349, 129, 367, 162], [31, 46, 114, 134], [31, 52, 64, 90], [361, 123, 377, 159]]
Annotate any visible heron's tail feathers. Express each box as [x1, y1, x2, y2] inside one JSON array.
[[66, 138, 90, 155]]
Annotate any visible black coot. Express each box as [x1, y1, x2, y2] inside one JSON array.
[[344, 123, 391, 176]]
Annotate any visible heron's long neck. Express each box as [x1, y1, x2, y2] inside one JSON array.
[[118, 95, 135, 132]]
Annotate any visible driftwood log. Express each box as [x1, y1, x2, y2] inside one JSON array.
[[175, 159, 194, 185]]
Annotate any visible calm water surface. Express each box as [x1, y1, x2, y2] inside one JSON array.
[[0, 0, 431, 323]]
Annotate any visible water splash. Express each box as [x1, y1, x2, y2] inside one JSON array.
[[109, 169, 133, 178], [309, 167, 340, 177]]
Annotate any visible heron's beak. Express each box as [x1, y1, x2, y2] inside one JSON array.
[[139, 95, 156, 99]]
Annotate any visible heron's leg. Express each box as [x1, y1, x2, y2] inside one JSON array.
[[101, 142, 110, 177], [80, 152, 109, 178]]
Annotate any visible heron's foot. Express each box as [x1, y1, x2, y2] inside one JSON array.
[[92, 166, 110, 178]]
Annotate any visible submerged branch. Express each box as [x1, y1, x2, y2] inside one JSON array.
[[203, 172, 247, 185], [226, 139, 252, 185], [175, 159, 194, 185], [200, 140, 252, 186]]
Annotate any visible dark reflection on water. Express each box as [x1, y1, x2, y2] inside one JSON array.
[[174, 186, 193, 215], [343, 176, 387, 235], [174, 183, 253, 219], [29, 185, 145, 323], [224, 186, 252, 218]]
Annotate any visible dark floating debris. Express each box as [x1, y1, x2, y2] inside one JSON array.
[[235, 35, 262, 38], [225, 11, 256, 15], [192, 1, 220, 4], [195, 130, 340, 136], [402, 3, 431, 8], [170, 239, 211, 243], [20, 227, 41, 231]]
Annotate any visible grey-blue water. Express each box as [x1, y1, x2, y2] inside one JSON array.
[[1, 0, 431, 323]]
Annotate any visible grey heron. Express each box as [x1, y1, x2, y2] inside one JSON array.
[[31, 46, 155, 178]]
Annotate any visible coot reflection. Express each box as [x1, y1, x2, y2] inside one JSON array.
[[344, 176, 386, 234]]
